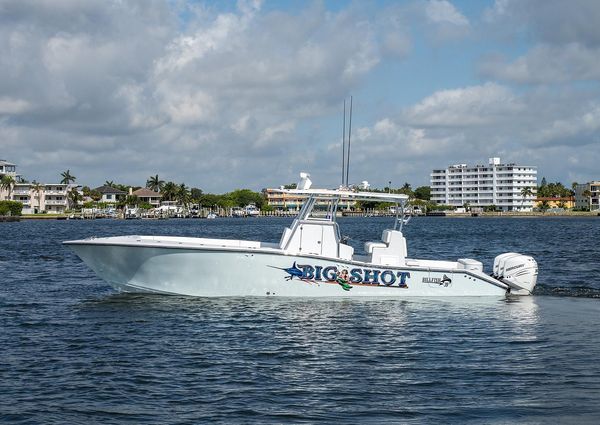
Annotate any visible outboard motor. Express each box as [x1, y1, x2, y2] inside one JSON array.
[[493, 253, 538, 295]]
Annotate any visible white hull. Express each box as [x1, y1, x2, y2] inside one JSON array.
[[67, 237, 509, 297]]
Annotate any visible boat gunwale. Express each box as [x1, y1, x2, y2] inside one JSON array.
[[63, 238, 509, 290]]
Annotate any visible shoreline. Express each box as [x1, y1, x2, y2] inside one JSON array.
[[10, 211, 600, 220]]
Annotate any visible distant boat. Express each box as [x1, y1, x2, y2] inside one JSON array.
[[231, 207, 245, 217], [206, 212, 218, 219], [244, 203, 260, 217]]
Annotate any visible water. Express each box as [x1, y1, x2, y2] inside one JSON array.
[[1, 217, 600, 423]]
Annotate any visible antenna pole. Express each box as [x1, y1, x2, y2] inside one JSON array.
[[342, 100, 346, 187], [346, 96, 353, 187]]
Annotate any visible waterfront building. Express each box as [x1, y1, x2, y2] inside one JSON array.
[[535, 197, 575, 210], [0, 159, 20, 181], [0, 160, 78, 213], [132, 188, 162, 207], [430, 157, 537, 212], [574, 181, 600, 211], [264, 188, 356, 211], [93, 185, 126, 204]]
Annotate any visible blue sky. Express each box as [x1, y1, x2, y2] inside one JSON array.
[[1, 0, 599, 191]]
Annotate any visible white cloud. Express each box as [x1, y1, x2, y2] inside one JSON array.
[[425, 0, 469, 26], [0, 97, 30, 114], [480, 43, 600, 84], [403, 83, 523, 127]]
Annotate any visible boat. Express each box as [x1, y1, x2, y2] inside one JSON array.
[[206, 211, 218, 219], [231, 207, 246, 217], [244, 203, 260, 217], [64, 172, 538, 297]]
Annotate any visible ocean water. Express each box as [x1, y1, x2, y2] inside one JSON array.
[[1, 217, 600, 423]]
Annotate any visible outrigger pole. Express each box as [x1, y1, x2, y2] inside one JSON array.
[[342, 100, 346, 187], [346, 96, 353, 187]]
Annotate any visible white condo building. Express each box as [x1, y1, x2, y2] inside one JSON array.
[[430, 157, 537, 212], [1, 159, 79, 214]]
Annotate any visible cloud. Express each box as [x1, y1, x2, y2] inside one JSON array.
[[423, 0, 470, 41], [481, 0, 600, 84], [484, 0, 600, 47], [425, 0, 469, 26], [1, 0, 598, 191], [480, 43, 600, 84], [0, 1, 410, 190], [340, 82, 600, 186]]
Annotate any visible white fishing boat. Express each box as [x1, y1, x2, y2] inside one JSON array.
[[244, 203, 260, 217], [64, 172, 537, 297], [231, 207, 246, 217]]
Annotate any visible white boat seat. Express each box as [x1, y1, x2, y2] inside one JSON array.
[[365, 229, 407, 266], [365, 241, 386, 253]]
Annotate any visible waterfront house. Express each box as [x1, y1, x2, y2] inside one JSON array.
[[93, 185, 126, 204], [535, 197, 575, 210], [264, 188, 356, 211], [132, 188, 162, 208]]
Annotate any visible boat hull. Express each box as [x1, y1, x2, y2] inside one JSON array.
[[68, 243, 508, 297]]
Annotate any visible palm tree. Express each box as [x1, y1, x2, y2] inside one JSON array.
[[161, 181, 177, 201], [146, 174, 164, 192], [583, 189, 592, 211], [31, 181, 44, 213], [539, 200, 550, 213], [520, 186, 534, 210], [67, 188, 82, 211], [60, 170, 76, 185], [105, 180, 115, 188], [176, 183, 190, 207], [1, 175, 16, 200]]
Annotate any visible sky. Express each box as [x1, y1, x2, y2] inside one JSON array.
[[1, 0, 599, 192]]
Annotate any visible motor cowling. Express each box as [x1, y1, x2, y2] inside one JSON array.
[[493, 253, 538, 295]]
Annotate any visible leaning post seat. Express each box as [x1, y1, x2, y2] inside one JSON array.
[[364, 229, 407, 266]]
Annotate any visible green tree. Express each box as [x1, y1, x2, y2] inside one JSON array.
[[399, 182, 413, 197], [1, 175, 16, 200], [413, 186, 431, 200], [539, 200, 550, 213], [31, 181, 44, 213], [582, 189, 592, 211], [229, 189, 263, 208], [124, 195, 139, 207], [520, 186, 534, 209], [0, 200, 23, 216], [90, 190, 102, 202], [67, 188, 82, 210], [161, 181, 177, 201], [60, 170, 76, 185], [147, 174, 164, 192], [105, 180, 115, 187], [176, 183, 190, 207], [190, 187, 203, 201], [199, 193, 221, 208]]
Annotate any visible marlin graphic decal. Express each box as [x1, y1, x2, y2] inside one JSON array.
[[269, 262, 304, 281]]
